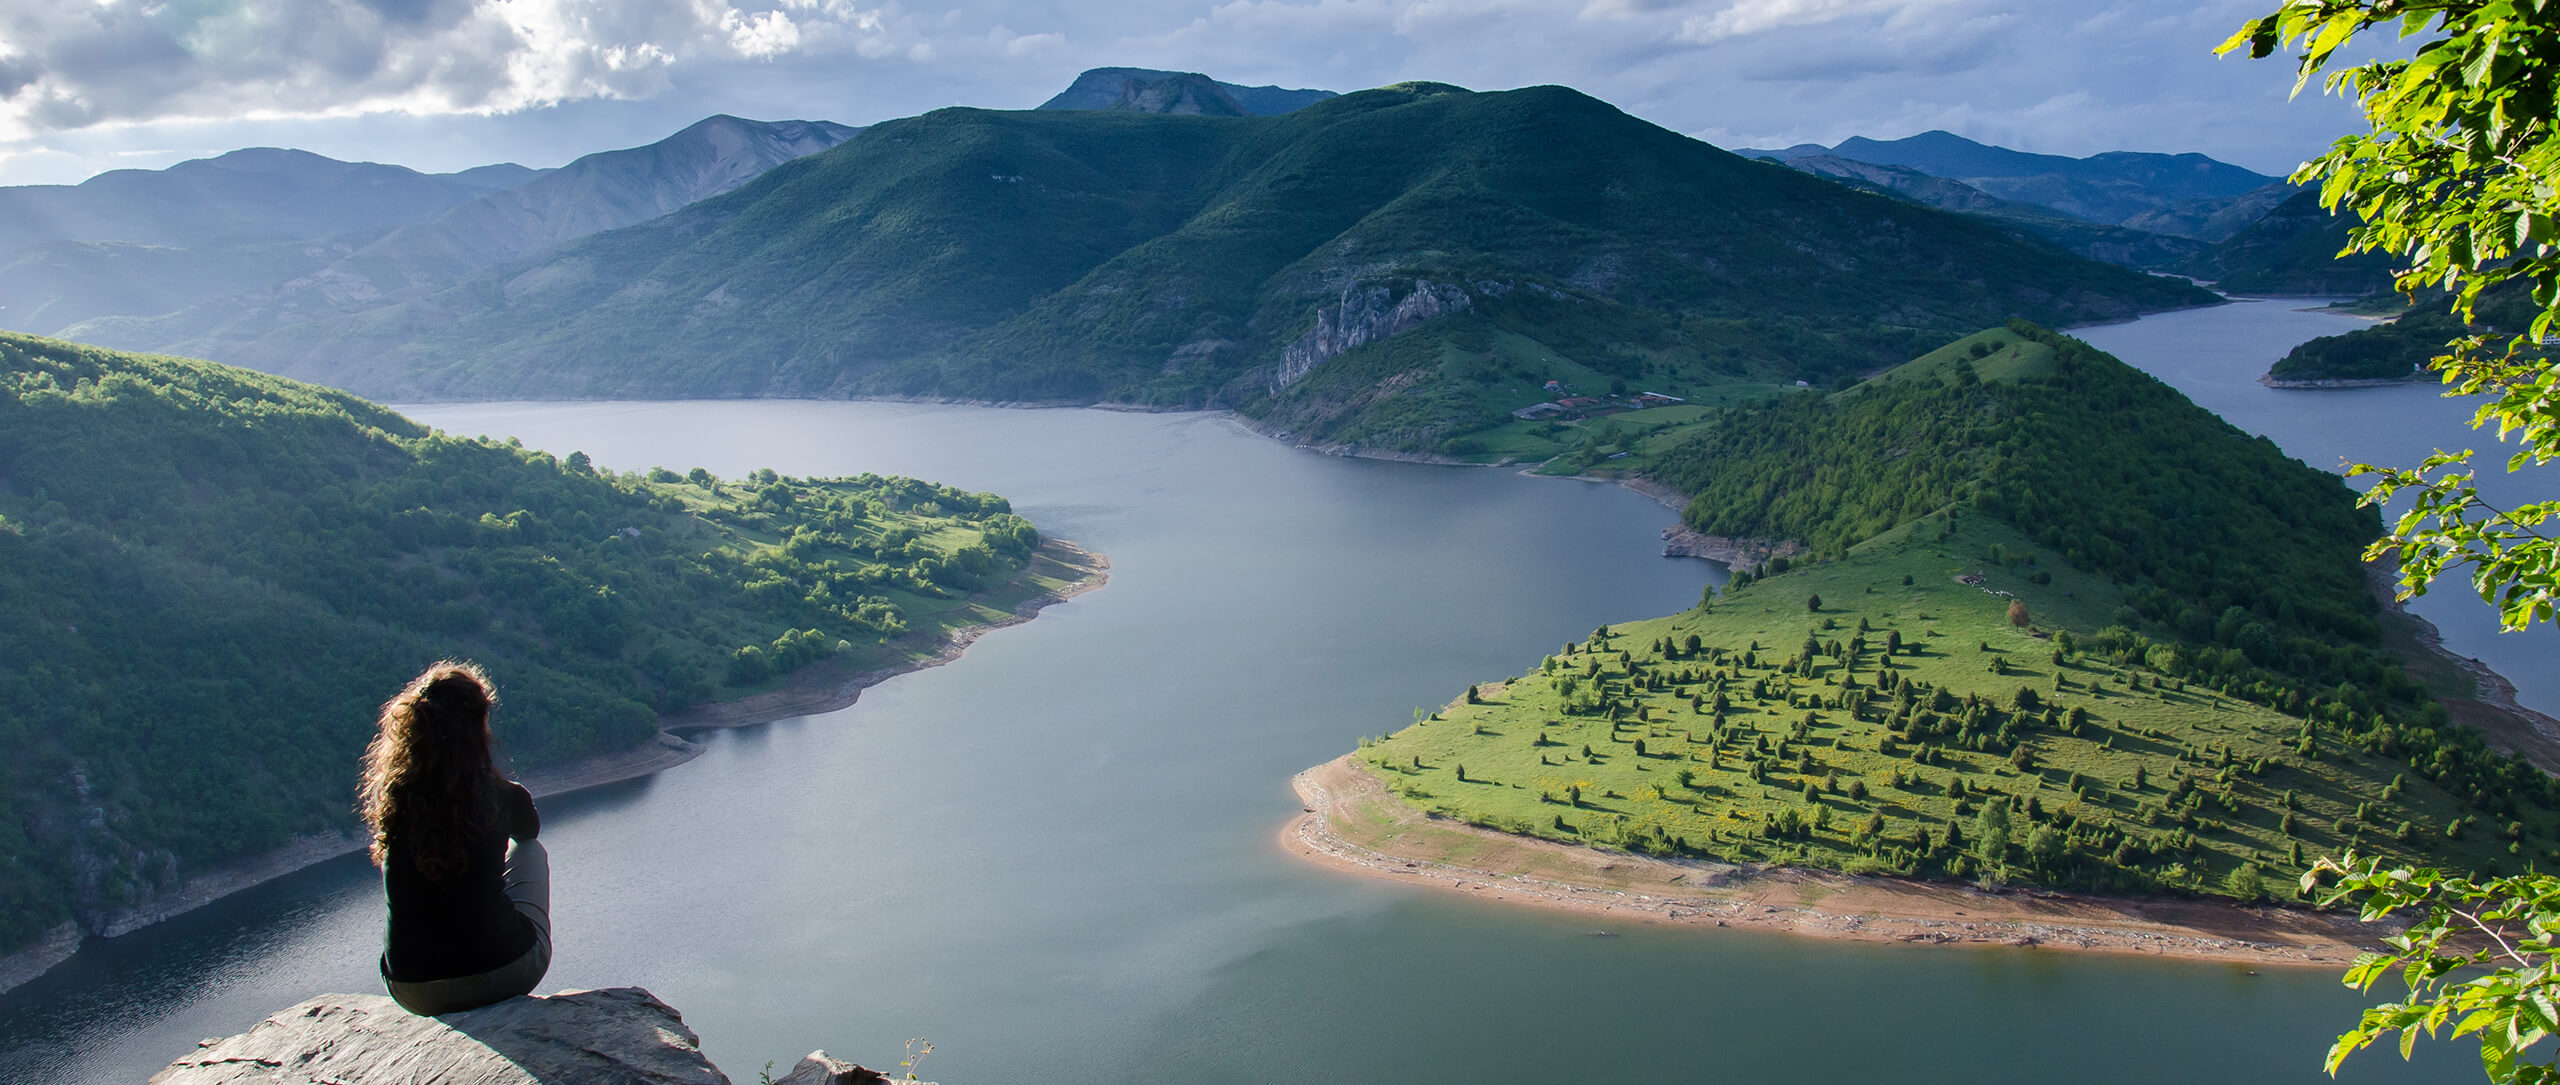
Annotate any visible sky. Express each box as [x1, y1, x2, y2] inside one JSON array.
[[0, 0, 2367, 187]]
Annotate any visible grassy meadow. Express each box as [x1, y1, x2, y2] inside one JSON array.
[[1354, 325, 2560, 902], [1362, 516, 2537, 900]]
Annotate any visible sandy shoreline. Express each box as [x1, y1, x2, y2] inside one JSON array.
[[0, 539, 1108, 996], [1283, 754, 2386, 966]]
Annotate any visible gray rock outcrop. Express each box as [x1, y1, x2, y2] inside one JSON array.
[[774, 1050, 893, 1085], [1273, 279, 1472, 391], [151, 987, 730, 1085]]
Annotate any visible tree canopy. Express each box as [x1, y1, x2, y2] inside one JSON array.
[[2229, 3, 2560, 1079], [2224, 0, 2558, 633]]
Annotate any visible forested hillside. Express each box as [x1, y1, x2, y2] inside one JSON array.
[[2269, 284, 2540, 384], [0, 334, 1053, 955], [97, 83, 2211, 454], [1656, 324, 2380, 683], [2181, 190, 2398, 295], [1355, 325, 2559, 900]]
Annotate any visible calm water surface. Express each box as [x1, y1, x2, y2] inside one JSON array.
[[10, 301, 2526, 1084]]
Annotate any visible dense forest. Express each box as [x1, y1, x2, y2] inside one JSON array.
[[0, 333, 1049, 956], [1363, 325, 2560, 900], [1657, 322, 2384, 701]]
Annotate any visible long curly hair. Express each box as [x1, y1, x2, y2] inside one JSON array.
[[358, 662, 502, 881]]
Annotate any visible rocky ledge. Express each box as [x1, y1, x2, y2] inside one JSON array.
[[150, 986, 915, 1085]]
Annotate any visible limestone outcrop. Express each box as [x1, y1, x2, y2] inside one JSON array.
[[148, 986, 907, 1085], [1272, 279, 1473, 391]]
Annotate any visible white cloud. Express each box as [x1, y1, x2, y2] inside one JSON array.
[[993, 27, 1065, 57], [0, 0, 975, 137], [0, 0, 2368, 185], [1677, 0, 1955, 43], [718, 7, 805, 58]]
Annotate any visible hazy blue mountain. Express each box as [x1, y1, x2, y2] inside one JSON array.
[[1038, 67, 1336, 115], [92, 83, 2211, 453], [0, 236, 359, 335], [1776, 154, 2206, 269], [1740, 130, 2288, 239], [0, 148, 534, 252], [0, 150, 544, 334], [1830, 131, 2273, 201], [32, 116, 854, 339]]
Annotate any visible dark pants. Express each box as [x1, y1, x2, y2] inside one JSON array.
[[384, 838, 552, 1016]]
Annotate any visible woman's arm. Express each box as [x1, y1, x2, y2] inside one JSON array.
[[502, 780, 540, 842]]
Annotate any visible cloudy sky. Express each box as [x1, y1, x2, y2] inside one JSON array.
[[0, 0, 2364, 186]]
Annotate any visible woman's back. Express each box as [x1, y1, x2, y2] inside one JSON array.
[[381, 781, 538, 983], [360, 663, 553, 1016]]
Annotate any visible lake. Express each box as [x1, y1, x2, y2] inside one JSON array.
[[10, 300, 2522, 1083]]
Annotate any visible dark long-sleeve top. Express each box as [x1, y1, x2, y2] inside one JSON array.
[[380, 780, 540, 983]]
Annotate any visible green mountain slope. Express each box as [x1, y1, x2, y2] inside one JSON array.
[[1352, 325, 2558, 900], [97, 83, 2214, 453], [2182, 190, 2398, 295], [0, 333, 1062, 955]]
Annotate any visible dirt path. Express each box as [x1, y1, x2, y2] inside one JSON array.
[[1283, 754, 2386, 967]]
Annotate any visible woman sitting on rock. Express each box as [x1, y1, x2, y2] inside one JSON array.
[[358, 661, 550, 1015]]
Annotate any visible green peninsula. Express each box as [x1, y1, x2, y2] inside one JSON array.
[[0, 333, 1088, 957], [1352, 325, 2559, 900], [2268, 285, 2539, 387]]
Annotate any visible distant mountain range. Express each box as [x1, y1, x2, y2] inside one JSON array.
[[1038, 67, 1336, 115], [23, 72, 2393, 452], [0, 150, 545, 333], [300, 115, 858, 304], [0, 148, 539, 253], [6, 117, 854, 337], [1740, 130, 2292, 242], [87, 81, 2210, 454], [77, 116, 858, 342], [1736, 128, 2408, 295], [1771, 154, 2210, 269]]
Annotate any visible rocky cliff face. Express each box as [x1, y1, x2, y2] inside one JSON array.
[[149, 987, 909, 1085], [1272, 279, 1472, 391]]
